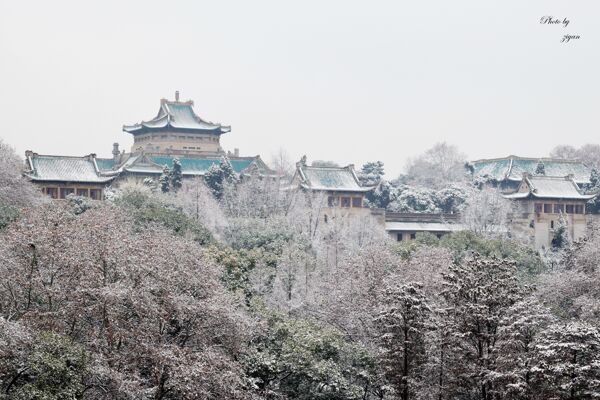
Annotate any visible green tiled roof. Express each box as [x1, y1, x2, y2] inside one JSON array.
[[27, 155, 114, 183], [297, 164, 371, 192], [150, 156, 253, 174], [471, 156, 592, 184], [123, 99, 231, 135], [95, 158, 115, 171]]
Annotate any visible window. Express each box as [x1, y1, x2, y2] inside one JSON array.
[[89, 189, 102, 200], [551, 220, 554, 229], [397, 233, 403, 241], [544, 204, 552, 213], [534, 203, 543, 213], [410, 233, 416, 240], [352, 197, 362, 208], [436, 233, 443, 239], [327, 196, 338, 207], [59, 188, 74, 199], [575, 204, 584, 214], [45, 187, 58, 199], [554, 204, 564, 213], [340, 197, 351, 208], [324, 215, 328, 223], [76, 188, 89, 197], [565, 204, 574, 214]]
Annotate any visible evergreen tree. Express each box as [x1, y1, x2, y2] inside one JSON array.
[[359, 161, 385, 186], [170, 158, 183, 192], [551, 212, 569, 249], [441, 255, 528, 400], [589, 167, 599, 188], [375, 281, 431, 400], [535, 160, 546, 175], [159, 165, 170, 193], [204, 156, 238, 200], [586, 168, 600, 213], [204, 164, 223, 199], [494, 298, 555, 400], [532, 322, 600, 399]]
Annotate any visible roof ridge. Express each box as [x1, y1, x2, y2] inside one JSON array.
[[471, 155, 584, 164]]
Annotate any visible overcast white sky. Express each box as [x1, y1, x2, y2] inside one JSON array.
[[0, 1, 598, 177]]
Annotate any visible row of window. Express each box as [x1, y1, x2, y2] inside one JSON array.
[[396, 232, 444, 241], [327, 196, 363, 208], [43, 187, 102, 200], [135, 135, 218, 142], [534, 203, 584, 214]]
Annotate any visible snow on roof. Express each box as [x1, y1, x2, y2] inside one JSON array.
[[123, 98, 231, 135], [26, 154, 114, 183], [503, 175, 596, 200], [151, 156, 253, 174], [296, 164, 371, 192], [385, 222, 465, 232], [471, 156, 592, 184], [122, 155, 269, 176]]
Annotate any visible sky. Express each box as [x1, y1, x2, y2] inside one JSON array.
[[0, 0, 598, 178]]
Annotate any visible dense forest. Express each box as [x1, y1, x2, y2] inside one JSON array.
[[1, 139, 599, 400]]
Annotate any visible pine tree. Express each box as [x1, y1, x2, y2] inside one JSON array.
[[203, 156, 238, 200], [535, 160, 546, 175], [589, 167, 599, 188], [358, 161, 385, 186], [551, 212, 569, 248], [219, 155, 237, 184], [170, 158, 183, 192], [204, 164, 223, 199], [532, 322, 600, 399], [494, 298, 555, 400], [159, 165, 170, 193], [441, 255, 528, 400], [375, 281, 431, 400]]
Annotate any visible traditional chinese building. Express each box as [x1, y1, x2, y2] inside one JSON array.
[[504, 174, 595, 249], [123, 91, 230, 156], [292, 157, 372, 205], [468, 155, 592, 193], [385, 212, 464, 241], [26, 92, 273, 198], [24, 152, 116, 200]]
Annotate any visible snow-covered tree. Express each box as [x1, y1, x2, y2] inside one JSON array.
[[532, 322, 600, 399], [388, 185, 440, 213], [159, 165, 170, 193], [494, 298, 555, 400], [441, 255, 528, 400], [0, 139, 44, 216], [434, 185, 468, 214], [404, 142, 467, 189], [169, 157, 183, 192], [269, 147, 295, 178], [535, 160, 546, 175], [461, 186, 514, 238], [549, 144, 579, 160], [0, 204, 252, 399], [204, 156, 238, 200], [375, 282, 431, 400], [359, 161, 385, 186], [551, 212, 570, 249]]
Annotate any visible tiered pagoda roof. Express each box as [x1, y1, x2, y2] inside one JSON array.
[[123, 96, 231, 135]]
